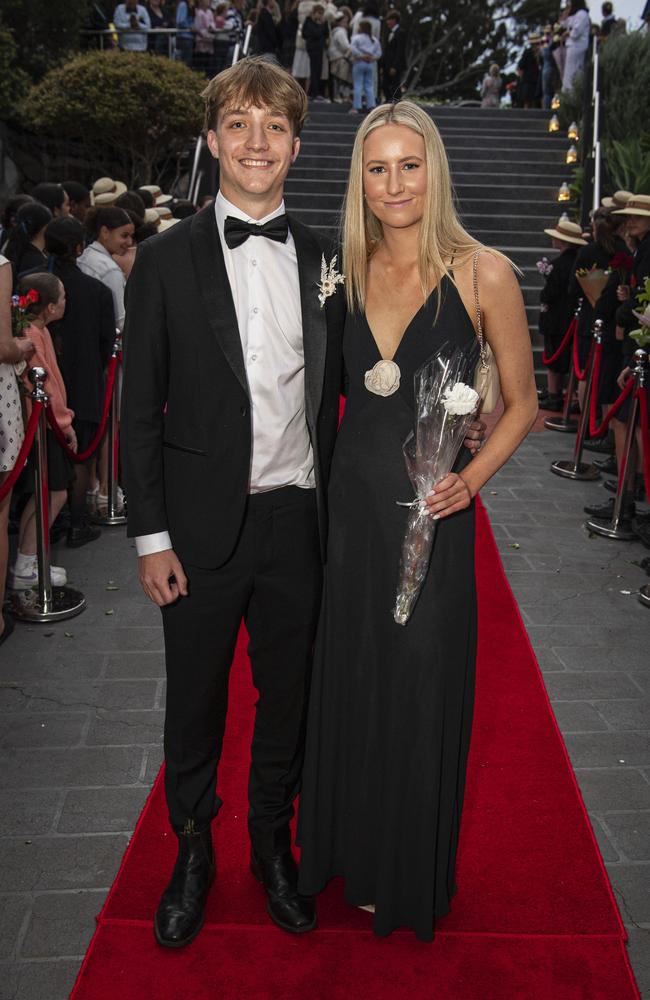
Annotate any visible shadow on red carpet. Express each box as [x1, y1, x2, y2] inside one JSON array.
[[70, 499, 640, 1000]]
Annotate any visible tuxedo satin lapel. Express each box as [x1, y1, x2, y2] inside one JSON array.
[[290, 217, 327, 429], [189, 208, 248, 395]]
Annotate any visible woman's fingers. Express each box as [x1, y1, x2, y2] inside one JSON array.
[[424, 474, 471, 518]]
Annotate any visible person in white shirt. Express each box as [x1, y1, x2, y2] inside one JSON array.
[[562, 0, 591, 90], [114, 1, 151, 52], [349, 19, 381, 114], [77, 206, 134, 332]]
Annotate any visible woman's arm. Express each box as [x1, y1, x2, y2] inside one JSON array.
[[0, 261, 35, 365], [425, 253, 538, 519]]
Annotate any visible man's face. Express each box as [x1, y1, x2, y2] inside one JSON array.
[[208, 103, 300, 215]]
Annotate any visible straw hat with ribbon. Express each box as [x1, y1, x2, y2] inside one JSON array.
[[613, 194, 650, 217], [155, 205, 173, 220], [601, 190, 633, 210], [91, 176, 127, 206], [144, 207, 161, 226], [158, 217, 180, 233], [527, 33, 543, 44], [139, 184, 173, 206], [543, 217, 588, 245]]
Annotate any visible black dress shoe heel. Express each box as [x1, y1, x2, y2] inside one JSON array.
[[250, 849, 317, 934], [154, 824, 215, 948]]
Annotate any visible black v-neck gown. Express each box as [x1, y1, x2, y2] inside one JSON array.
[[297, 277, 479, 942]]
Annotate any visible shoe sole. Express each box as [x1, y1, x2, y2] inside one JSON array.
[[249, 861, 317, 935]]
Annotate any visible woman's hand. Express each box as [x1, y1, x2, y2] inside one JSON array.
[[424, 473, 472, 520], [617, 366, 632, 391], [66, 428, 78, 453], [463, 418, 486, 455]]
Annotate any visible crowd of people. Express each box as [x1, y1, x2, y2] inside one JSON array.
[[0, 178, 211, 645], [94, 0, 408, 106], [537, 191, 650, 540]]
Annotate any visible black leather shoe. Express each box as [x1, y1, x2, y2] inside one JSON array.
[[584, 497, 636, 520], [154, 825, 215, 948], [250, 849, 317, 934], [66, 522, 102, 548], [583, 436, 614, 455], [593, 455, 618, 475], [604, 475, 644, 500]]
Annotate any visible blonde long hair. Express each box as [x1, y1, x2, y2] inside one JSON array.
[[342, 101, 511, 311]]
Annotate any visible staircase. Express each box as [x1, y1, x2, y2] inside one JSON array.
[[284, 103, 573, 382]]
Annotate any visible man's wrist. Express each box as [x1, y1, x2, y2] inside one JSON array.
[[135, 531, 172, 557]]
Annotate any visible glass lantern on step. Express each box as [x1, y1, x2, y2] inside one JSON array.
[[567, 121, 579, 140], [557, 182, 571, 203], [548, 115, 560, 133], [566, 145, 578, 164], [551, 94, 561, 110]]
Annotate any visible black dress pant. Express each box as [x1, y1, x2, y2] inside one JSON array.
[[161, 486, 322, 856], [308, 48, 323, 98]]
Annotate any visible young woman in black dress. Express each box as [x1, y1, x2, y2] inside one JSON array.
[[297, 101, 539, 941]]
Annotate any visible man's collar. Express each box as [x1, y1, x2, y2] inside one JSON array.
[[215, 190, 286, 237]]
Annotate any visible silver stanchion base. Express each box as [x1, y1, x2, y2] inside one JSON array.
[[9, 586, 86, 623], [585, 517, 637, 540], [638, 584, 650, 608], [551, 459, 601, 480], [544, 416, 578, 432], [93, 511, 127, 527]]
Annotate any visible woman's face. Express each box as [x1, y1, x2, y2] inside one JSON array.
[[100, 223, 134, 255], [625, 215, 650, 241], [48, 285, 66, 323], [55, 189, 71, 218], [362, 125, 428, 233]]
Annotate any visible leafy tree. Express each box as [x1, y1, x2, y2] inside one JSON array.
[[395, 0, 510, 100], [505, 0, 560, 39], [0, 23, 30, 119], [0, 0, 95, 80], [21, 50, 205, 187]]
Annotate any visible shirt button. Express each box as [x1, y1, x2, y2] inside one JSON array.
[[252, 307, 259, 315], [251, 259, 257, 266], [250, 354, 257, 361]]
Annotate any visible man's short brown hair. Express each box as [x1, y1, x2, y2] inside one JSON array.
[[201, 57, 309, 136]]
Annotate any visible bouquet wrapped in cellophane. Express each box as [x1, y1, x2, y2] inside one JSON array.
[[393, 342, 480, 626], [575, 265, 609, 309]]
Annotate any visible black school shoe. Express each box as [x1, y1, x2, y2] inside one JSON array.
[[154, 825, 215, 948], [584, 497, 636, 520], [603, 475, 645, 501]]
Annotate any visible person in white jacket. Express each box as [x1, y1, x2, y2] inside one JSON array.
[[114, 1, 151, 51], [562, 0, 591, 90], [329, 8, 352, 101]]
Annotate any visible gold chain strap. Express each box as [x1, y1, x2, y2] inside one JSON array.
[[473, 249, 489, 372]]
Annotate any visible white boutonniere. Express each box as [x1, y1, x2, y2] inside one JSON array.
[[318, 254, 345, 308]]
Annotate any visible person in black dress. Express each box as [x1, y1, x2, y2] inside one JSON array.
[[538, 216, 585, 412], [297, 100, 539, 942]]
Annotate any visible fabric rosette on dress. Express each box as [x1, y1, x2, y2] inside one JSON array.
[[393, 341, 479, 625]]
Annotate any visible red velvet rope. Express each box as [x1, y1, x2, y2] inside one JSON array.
[[0, 402, 42, 502], [637, 387, 650, 503], [572, 327, 591, 382], [542, 315, 577, 366], [589, 358, 635, 438], [46, 355, 119, 463]]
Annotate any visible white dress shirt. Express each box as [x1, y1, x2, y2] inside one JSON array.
[[114, 4, 151, 51], [135, 191, 314, 557], [77, 241, 126, 332]]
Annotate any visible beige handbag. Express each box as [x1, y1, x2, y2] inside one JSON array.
[[472, 250, 500, 414]]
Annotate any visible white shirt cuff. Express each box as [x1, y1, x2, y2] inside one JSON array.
[[135, 531, 172, 557]]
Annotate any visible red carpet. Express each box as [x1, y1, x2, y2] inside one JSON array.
[[70, 500, 640, 1000]]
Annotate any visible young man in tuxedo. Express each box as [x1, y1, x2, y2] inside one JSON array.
[[122, 57, 485, 947], [381, 10, 407, 103], [121, 57, 344, 946]]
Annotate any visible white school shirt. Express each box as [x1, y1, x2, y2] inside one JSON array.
[[77, 241, 126, 332], [135, 191, 314, 557]]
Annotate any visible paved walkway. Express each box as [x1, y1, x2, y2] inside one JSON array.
[[0, 426, 648, 999]]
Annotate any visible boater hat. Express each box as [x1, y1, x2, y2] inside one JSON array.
[[139, 184, 173, 206], [90, 176, 127, 206], [613, 194, 650, 217], [601, 190, 633, 210], [144, 207, 161, 226], [543, 217, 588, 245]]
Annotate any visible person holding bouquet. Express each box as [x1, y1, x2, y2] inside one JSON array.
[[297, 100, 538, 941]]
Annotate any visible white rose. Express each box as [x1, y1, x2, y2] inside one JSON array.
[[442, 381, 480, 416]]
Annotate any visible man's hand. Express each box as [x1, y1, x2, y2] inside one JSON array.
[[463, 417, 487, 455], [139, 550, 188, 607]]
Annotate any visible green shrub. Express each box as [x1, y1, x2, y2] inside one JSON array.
[[604, 136, 650, 194], [598, 31, 650, 144], [20, 50, 205, 187], [0, 23, 30, 119]]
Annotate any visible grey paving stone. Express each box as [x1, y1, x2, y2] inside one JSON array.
[[24, 680, 158, 713], [588, 814, 621, 863], [551, 702, 610, 733], [0, 652, 104, 682], [606, 863, 650, 925], [0, 959, 81, 1000], [0, 897, 31, 960], [544, 673, 641, 701], [630, 673, 650, 694], [28, 626, 164, 655], [58, 786, 149, 834], [20, 891, 105, 959], [85, 709, 164, 746], [595, 699, 650, 732], [0, 789, 61, 837], [0, 685, 30, 713], [624, 929, 650, 1000], [574, 768, 650, 812], [529, 646, 565, 672], [0, 747, 144, 789], [603, 812, 650, 861], [143, 746, 164, 784], [553, 645, 650, 672], [0, 713, 87, 749], [104, 651, 165, 678], [2, 835, 128, 891], [526, 624, 649, 647], [564, 732, 650, 768]]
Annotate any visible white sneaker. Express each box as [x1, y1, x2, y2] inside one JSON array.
[[97, 486, 125, 515], [8, 561, 67, 590]]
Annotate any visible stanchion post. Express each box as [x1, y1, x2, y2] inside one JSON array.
[[95, 335, 126, 527], [587, 349, 647, 541], [639, 584, 650, 608], [10, 368, 86, 623], [551, 319, 602, 480], [544, 300, 582, 433]]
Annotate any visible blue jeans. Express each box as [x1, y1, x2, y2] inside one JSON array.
[[353, 61, 375, 111]]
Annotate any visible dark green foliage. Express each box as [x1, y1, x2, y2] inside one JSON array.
[[0, 0, 95, 81], [604, 136, 650, 195], [20, 50, 205, 186], [0, 23, 30, 119]]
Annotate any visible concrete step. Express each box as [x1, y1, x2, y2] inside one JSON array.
[[298, 135, 569, 155], [288, 165, 571, 185], [285, 178, 561, 202], [302, 120, 561, 139], [294, 150, 568, 169], [305, 104, 557, 128], [286, 206, 557, 232]]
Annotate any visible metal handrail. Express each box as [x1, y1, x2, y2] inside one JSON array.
[[591, 34, 602, 212]]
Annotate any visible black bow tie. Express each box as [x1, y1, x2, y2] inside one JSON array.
[[223, 214, 289, 250]]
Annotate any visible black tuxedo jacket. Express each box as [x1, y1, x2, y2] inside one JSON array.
[[382, 26, 406, 77], [121, 205, 345, 569]]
